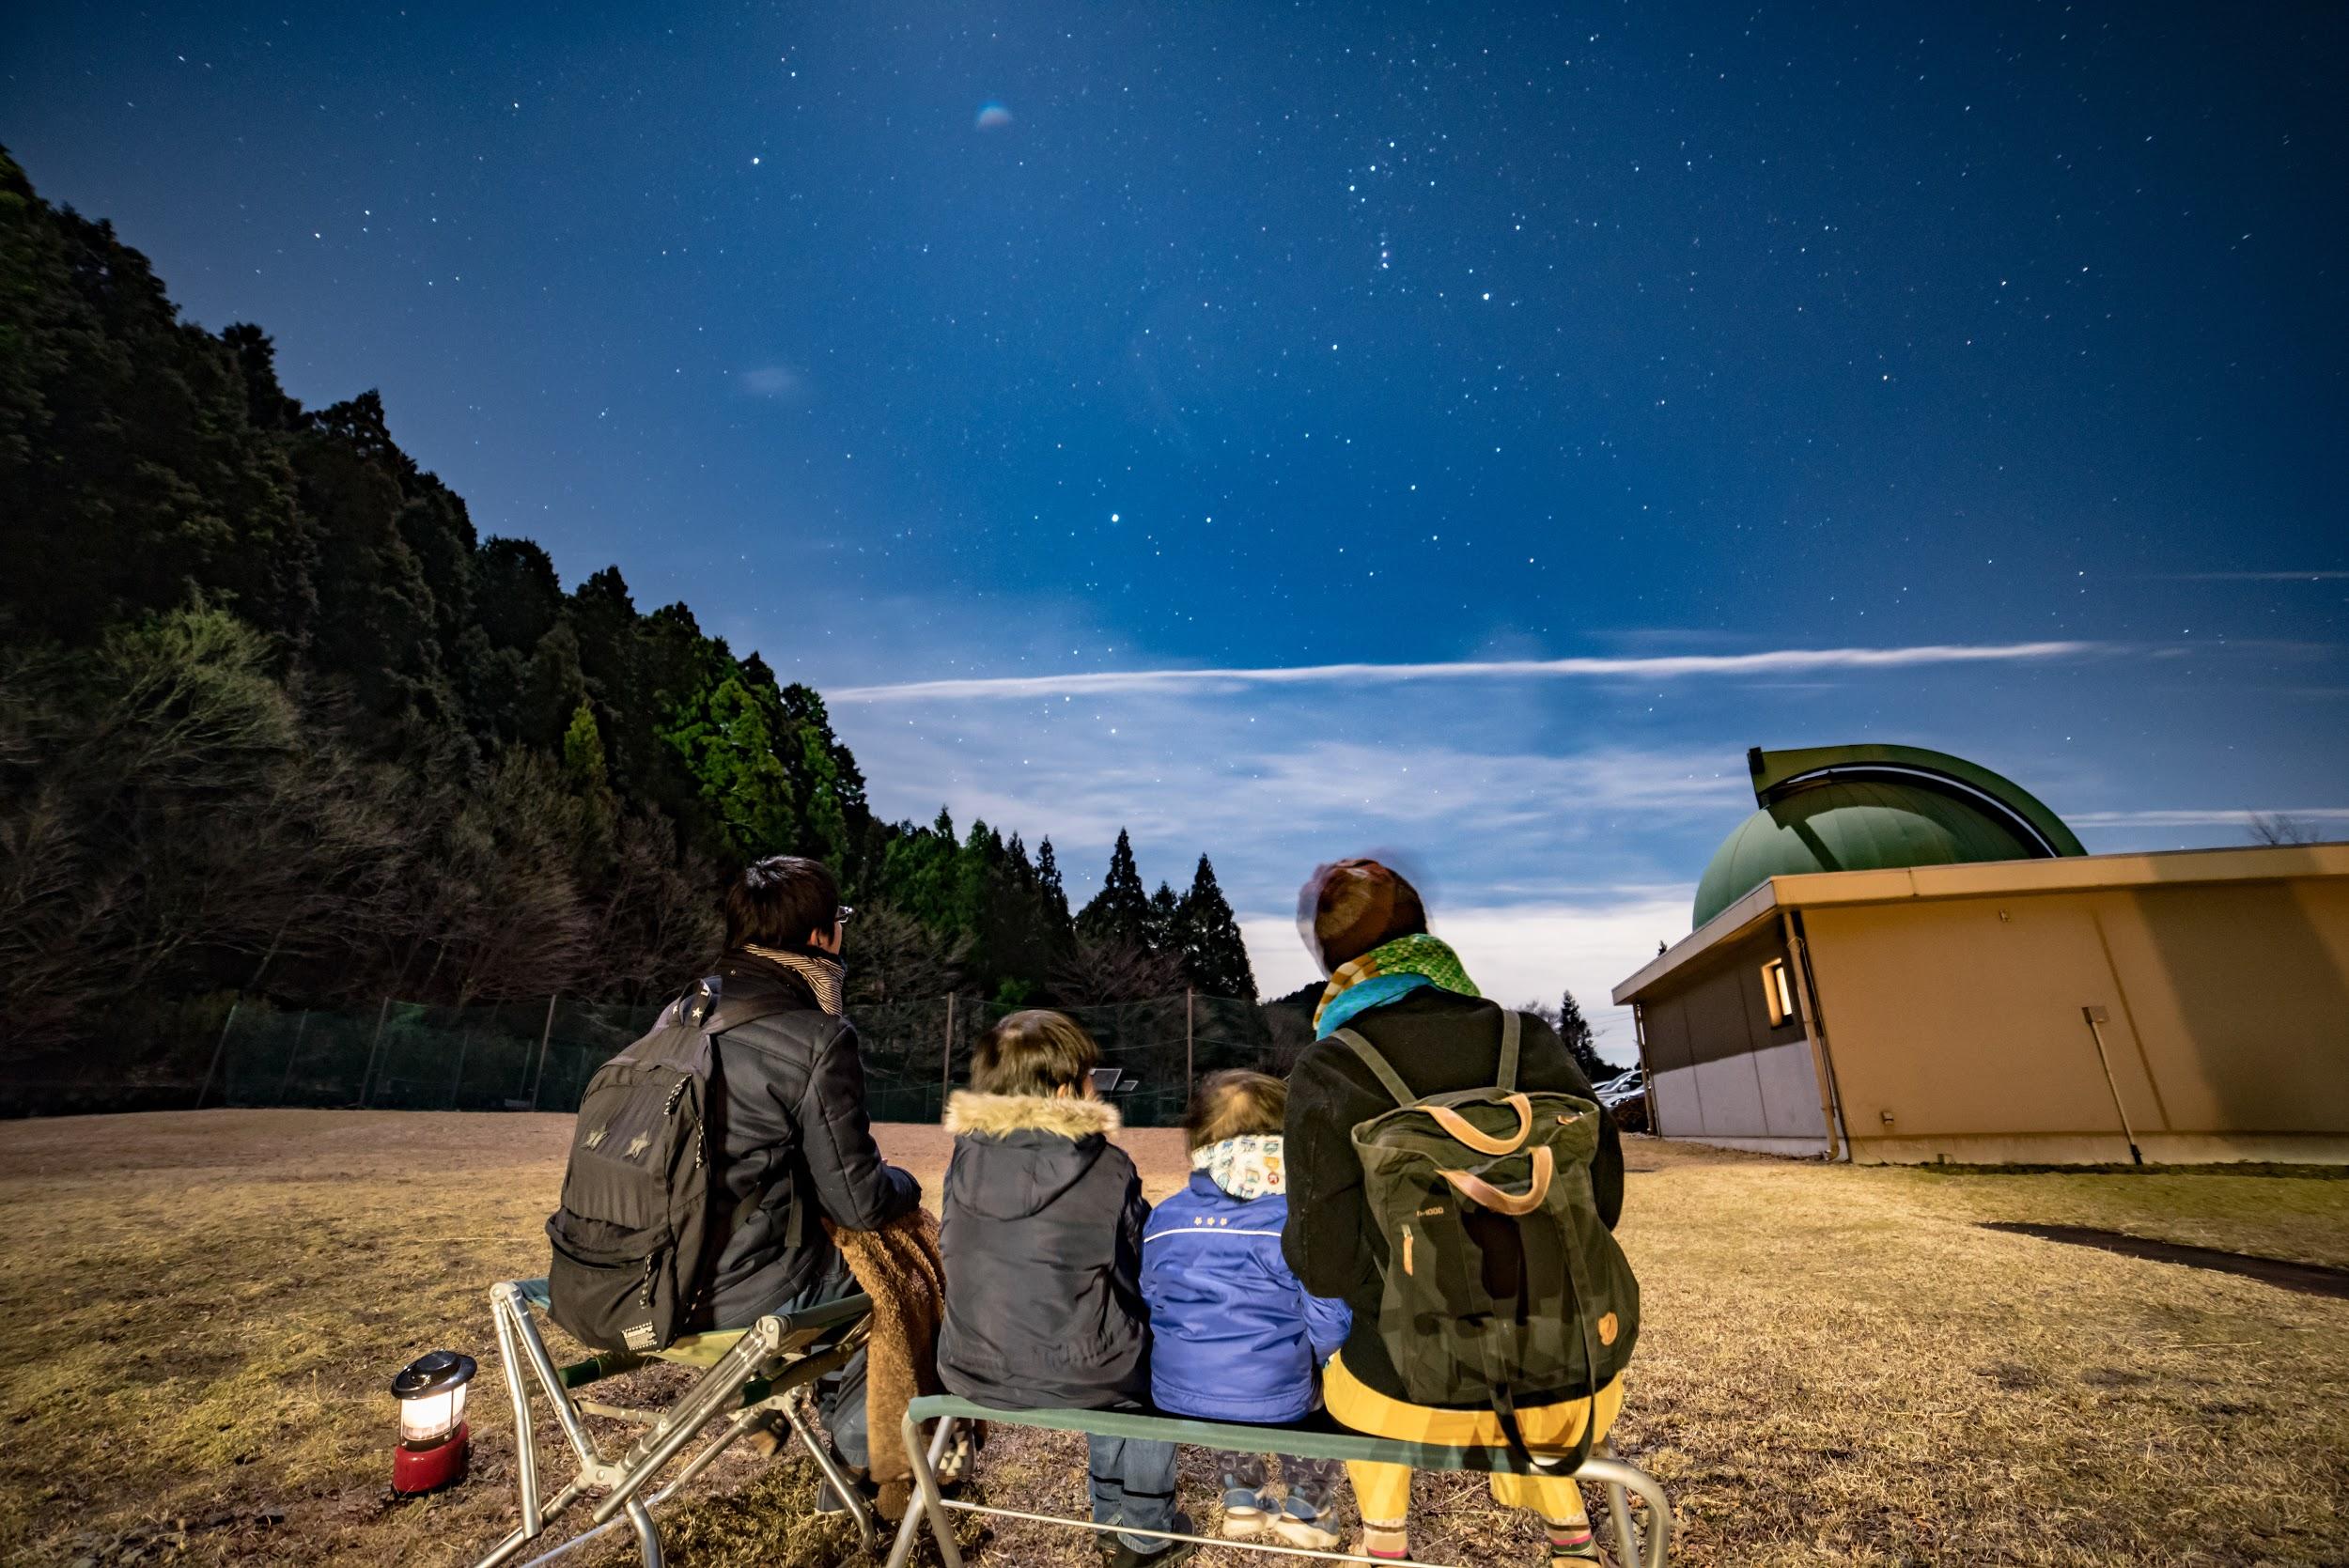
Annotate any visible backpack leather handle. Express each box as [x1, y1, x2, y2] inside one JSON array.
[[1439, 1145, 1554, 1215], [1425, 1094, 1534, 1157]]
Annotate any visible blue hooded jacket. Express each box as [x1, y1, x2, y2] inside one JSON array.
[[1141, 1163, 1352, 1423]]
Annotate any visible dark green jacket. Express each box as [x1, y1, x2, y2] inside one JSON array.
[[1280, 987, 1625, 1405]]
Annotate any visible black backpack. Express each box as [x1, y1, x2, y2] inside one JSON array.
[[545, 976, 796, 1352], [1335, 1009, 1641, 1474]]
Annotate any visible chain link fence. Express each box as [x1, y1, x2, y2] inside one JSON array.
[[105, 989, 1320, 1128]]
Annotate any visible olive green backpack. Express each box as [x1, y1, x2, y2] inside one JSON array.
[[1333, 1009, 1640, 1473]]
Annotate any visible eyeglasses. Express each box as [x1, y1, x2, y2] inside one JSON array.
[[834, 906, 855, 926]]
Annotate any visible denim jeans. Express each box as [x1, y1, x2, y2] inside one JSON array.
[[739, 1239, 869, 1469], [1088, 1433, 1180, 1552], [1214, 1451, 1345, 1522]]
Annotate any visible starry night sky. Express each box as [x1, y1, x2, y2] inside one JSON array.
[[9, 2, 2345, 1051]]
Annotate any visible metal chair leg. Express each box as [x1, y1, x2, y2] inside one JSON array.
[[587, 1320, 781, 1528], [494, 1289, 543, 1536], [780, 1386, 879, 1556], [888, 1412, 962, 1568], [1593, 1437, 1640, 1565], [1576, 1452, 1671, 1568], [623, 1496, 661, 1568]]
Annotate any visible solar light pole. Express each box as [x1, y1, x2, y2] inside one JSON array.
[[392, 1350, 476, 1494]]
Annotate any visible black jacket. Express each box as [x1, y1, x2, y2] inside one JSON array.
[[698, 950, 920, 1327], [1280, 986, 1625, 1405], [936, 1090, 1152, 1411]]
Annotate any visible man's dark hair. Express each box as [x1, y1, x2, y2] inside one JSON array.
[[970, 1010, 1101, 1097], [723, 855, 839, 951]]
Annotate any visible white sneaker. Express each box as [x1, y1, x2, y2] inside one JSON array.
[[1220, 1502, 1273, 1539], [1273, 1514, 1343, 1551]]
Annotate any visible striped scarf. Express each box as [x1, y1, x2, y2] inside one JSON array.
[[1313, 932, 1480, 1038], [741, 944, 846, 1017]]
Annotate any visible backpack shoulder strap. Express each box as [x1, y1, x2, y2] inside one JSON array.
[[1497, 1007, 1521, 1093], [1333, 1027, 1420, 1109]]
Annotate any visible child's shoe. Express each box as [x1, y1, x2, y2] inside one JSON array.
[[1545, 1520, 1614, 1565], [1359, 1520, 1411, 1560], [1271, 1511, 1342, 1551], [1218, 1497, 1274, 1539]]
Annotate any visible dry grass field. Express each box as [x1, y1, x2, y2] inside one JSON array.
[[0, 1111, 2343, 1567]]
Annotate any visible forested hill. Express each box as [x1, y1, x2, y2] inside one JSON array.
[[0, 147, 1254, 1065]]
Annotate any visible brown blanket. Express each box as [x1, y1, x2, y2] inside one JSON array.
[[823, 1209, 948, 1519]]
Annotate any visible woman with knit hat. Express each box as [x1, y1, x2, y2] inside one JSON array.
[[1279, 859, 1630, 1567]]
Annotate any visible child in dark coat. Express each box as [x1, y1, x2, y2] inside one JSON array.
[[937, 1011, 1193, 1567], [1143, 1071, 1352, 1550]]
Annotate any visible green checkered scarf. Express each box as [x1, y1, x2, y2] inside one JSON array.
[[1313, 933, 1481, 1035]]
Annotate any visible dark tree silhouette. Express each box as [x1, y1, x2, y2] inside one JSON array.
[[1077, 829, 1155, 950], [0, 146, 1265, 1092], [1174, 854, 1258, 999]]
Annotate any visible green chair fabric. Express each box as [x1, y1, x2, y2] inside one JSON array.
[[906, 1394, 1588, 1477]]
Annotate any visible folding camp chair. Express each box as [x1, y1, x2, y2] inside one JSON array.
[[474, 1278, 878, 1568], [886, 1396, 1672, 1568]]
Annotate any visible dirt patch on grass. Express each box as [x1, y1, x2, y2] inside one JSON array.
[[1, 1114, 2343, 1566]]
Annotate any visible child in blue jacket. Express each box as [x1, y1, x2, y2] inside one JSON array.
[[1143, 1070, 1353, 1550]]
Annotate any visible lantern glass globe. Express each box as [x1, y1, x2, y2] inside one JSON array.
[[399, 1384, 465, 1444], [390, 1350, 476, 1446]]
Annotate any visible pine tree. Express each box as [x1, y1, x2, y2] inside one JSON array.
[[1076, 828, 1153, 949], [561, 699, 614, 818], [1034, 838, 1073, 933], [1033, 836, 1076, 975], [1558, 989, 1611, 1083], [1174, 854, 1257, 1000], [1146, 882, 1179, 953], [658, 673, 800, 863]]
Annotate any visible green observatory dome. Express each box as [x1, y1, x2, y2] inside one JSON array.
[[1690, 745, 2087, 929]]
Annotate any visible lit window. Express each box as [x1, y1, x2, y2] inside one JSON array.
[[1761, 958, 1797, 1027]]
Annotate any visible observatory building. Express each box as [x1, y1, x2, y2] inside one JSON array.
[[1612, 745, 2349, 1164]]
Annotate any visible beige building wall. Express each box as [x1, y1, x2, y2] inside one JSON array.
[[1637, 924, 1831, 1155], [1800, 871, 2349, 1164]]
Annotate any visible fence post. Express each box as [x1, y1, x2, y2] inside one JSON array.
[[359, 997, 393, 1108], [274, 1010, 312, 1106], [1185, 987, 1195, 1094], [527, 993, 559, 1110], [941, 993, 957, 1115], [449, 1026, 474, 1110], [194, 1001, 241, 1110]]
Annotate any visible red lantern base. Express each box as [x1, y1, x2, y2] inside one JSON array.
[[393, 1421, 470, 1495]]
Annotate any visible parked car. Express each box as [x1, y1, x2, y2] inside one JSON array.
[[1594, 1067, 1648, 1134]]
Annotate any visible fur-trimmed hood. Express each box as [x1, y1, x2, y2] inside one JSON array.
[[936, 1090, 1152, 1409], [944, 1090, 1122, 1140], [942, 1091, 1123, 1223]]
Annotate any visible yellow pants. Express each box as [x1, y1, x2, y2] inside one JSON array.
[[1322, 1354, 1623, 1526]]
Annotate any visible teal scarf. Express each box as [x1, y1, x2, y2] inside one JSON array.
[[1313, 933, 1481, 1038]]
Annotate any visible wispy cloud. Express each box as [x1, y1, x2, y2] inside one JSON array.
[[738, 365, 806, 398], [831, 641, 2101, 703], [1240, 893, 1694, 1066], [2071, 807, 2349, 828], [2144, 571, 2349, 582]]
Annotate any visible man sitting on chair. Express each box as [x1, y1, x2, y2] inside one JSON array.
[[698, 854, 921, 1495]]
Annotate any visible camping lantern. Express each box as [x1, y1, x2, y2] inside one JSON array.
[[391, 1350, 476, 1494]]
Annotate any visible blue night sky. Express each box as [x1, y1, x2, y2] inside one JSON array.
[[9, 2, 2345, 1056]]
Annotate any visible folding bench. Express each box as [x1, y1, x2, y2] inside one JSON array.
[[886, 1396, 1672, 1568], [474, 1277, 878, 1568]]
